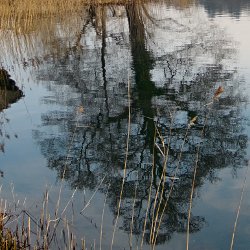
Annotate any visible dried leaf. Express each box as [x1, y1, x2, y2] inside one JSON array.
[[191, 116, 197, 124], [214, 86, 224, 99], [189, 116, 198, 127], [77, 106, 84, 113]]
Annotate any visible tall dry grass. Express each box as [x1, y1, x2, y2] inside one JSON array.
[[0, 0, 195, 31], [0, 0, 195, 68], [0, 191, 82, 249]]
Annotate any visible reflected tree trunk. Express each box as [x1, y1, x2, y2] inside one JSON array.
[[126, 3, 164, 183]]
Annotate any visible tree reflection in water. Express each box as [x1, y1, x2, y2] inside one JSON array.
[[33, 2, 247, 246]]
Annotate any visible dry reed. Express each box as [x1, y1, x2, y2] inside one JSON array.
[[111, 76, 131, 249]]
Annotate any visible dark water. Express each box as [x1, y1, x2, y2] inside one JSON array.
[[1, 1, 250, 249]]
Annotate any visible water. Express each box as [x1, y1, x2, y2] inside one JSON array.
[[1, 1, 250, 249]]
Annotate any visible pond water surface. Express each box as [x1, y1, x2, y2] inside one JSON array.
[[1, 0, 250, 249]]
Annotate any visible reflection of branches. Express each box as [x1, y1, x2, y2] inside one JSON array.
[[32, 2, 247, 247]]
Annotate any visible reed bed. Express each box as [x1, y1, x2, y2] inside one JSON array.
[[0, 0, 195, 66], [0, 191, 82, 249], [0, 0, 153, 23], [0, 0, 195, 31]]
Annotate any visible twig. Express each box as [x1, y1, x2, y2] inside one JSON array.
[[100, 183, 110, 250], [80, 175, 106, 214], [61, 188, 77, 215], [230, 162, 249, 250], [140, 128, 157, 249], [129, 183, 137, 249], [150, 118, 174, 245], [111, 76, 131, 250], [186, 89, 217, 250]]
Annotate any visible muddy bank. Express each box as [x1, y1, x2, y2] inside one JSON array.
[[0, 69, 23, 111]]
